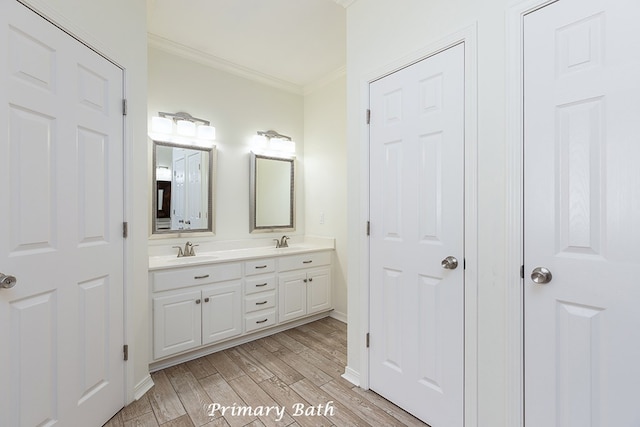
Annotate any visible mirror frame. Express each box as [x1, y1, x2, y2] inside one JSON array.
[[151, 140, 216, 236], [249, 152, 295, 233]]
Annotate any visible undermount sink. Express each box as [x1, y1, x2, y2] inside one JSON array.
[[272, 245, 311, 251], [164, 255, 218, 264]]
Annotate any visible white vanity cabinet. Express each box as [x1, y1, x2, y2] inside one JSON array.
[[278, 252, 332, 323], [152, 263, 242, 359], [150, 247, 333, 364]]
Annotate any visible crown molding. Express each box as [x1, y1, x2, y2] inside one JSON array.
[[303, 65, 346, 95], [148, 33, 304, 95]]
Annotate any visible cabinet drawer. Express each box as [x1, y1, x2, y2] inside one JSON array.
[[278, 251, 331, 272], [245, 291, 276, 314], [245, 310, 277, 333], [245, 258, 276, 276], [245, 275, 276, 295], [152, 263, 242, 292]]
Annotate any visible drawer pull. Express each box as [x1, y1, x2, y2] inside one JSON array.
[[303, 260, 313, 264], [256, 318, 268, 324], [256, 301, 268, 305], [256, 282, 268, 287], [194, 274, 210, 280], [255, 265, 268, 269]]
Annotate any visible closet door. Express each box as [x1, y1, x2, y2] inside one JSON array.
[[369, 43, 465, 427], [524, 0, 640, 424], [0, 2, 126, 426]]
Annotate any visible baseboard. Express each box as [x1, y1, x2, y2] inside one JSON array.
[[341, 366, 360, 387], [134, 374, 154, 400], [329, 310, 347, 324]]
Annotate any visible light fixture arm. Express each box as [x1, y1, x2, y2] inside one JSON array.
[[158, 111, 210, 126], [257, 129, 292, 141]]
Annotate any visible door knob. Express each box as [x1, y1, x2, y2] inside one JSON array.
[[0, 273, 17, 289], [441, 256, 459, 270], [530, 267, 552, 284]]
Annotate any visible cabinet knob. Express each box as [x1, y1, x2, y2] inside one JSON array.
[[204, 297, 210, 303], [303, 279, 308, 283], [308, 277, 313, 282], [195, 299, 201, 304]]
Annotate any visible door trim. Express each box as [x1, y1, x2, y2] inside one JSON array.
[[505, 1, 558, 426], [356, 24, 478, 426]]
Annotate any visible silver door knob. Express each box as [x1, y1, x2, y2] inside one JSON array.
[[0, 273, 17, 289], [530, 267, 552, 284], [441, 256, 459, 270]]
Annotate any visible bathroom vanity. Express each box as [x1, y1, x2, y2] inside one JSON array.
[[148, 242, 333, 370]]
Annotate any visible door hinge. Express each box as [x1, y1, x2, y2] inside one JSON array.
[[366, 221, 371, 236], [123, 344, 129, 361], [122, 99, 128, 116], [520, 265, 525, 279], [366, 109, 371, 124], [123, 222, 128, 238], [366, 333, 370, 348]]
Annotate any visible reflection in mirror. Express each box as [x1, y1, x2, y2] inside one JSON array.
[[152, 140, 216, 234], [250, 153, 295, 233]]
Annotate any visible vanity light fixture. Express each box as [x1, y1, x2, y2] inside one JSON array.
[[151, 111, 216, 141], [254, 129, 296, 153]]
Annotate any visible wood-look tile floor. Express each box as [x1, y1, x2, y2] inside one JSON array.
[[104, 317, 429, 427]]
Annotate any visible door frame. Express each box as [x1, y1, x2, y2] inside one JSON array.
[[356, 24, 479, 426], [505, 1, 559, 426], [15, 0, 134, 404]]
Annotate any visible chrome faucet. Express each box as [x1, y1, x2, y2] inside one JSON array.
[[172, 241, 198, 257]]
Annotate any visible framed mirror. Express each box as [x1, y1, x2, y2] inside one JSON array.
[[250, 152, 295, 233], [152, 140, 216, 234]]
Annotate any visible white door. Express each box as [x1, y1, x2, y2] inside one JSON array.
[[172, 150, 186, 229], [369, 43, 465, 427], [0, 2, 125, 426], [524, 0, 640, 425], [187, 150, 202, 229]]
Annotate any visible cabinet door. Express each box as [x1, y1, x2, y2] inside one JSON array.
[[307, 267, 332, 314], [278, 272, 307, 322], [202, 281, 242, 345], [153, 290, 202, 359]]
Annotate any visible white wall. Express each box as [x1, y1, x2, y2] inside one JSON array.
[[148, 48, 349, 320], [19, 0, 149, 403], [346, 1, 509, 426], [148, 47, 305, 242], [304, 76, 348, 321]]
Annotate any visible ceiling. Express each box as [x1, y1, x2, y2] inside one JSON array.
[[146, 0, 348, 94]]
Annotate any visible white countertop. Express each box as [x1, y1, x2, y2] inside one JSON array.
[[148, 242, 334, 271]]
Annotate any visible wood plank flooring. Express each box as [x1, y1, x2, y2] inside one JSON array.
[[104, 317, 428, 427]]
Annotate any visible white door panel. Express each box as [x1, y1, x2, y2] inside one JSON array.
[[524, 0, 640, 425], [369, 44, 465, 427], [0, 2, 125, 426]]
